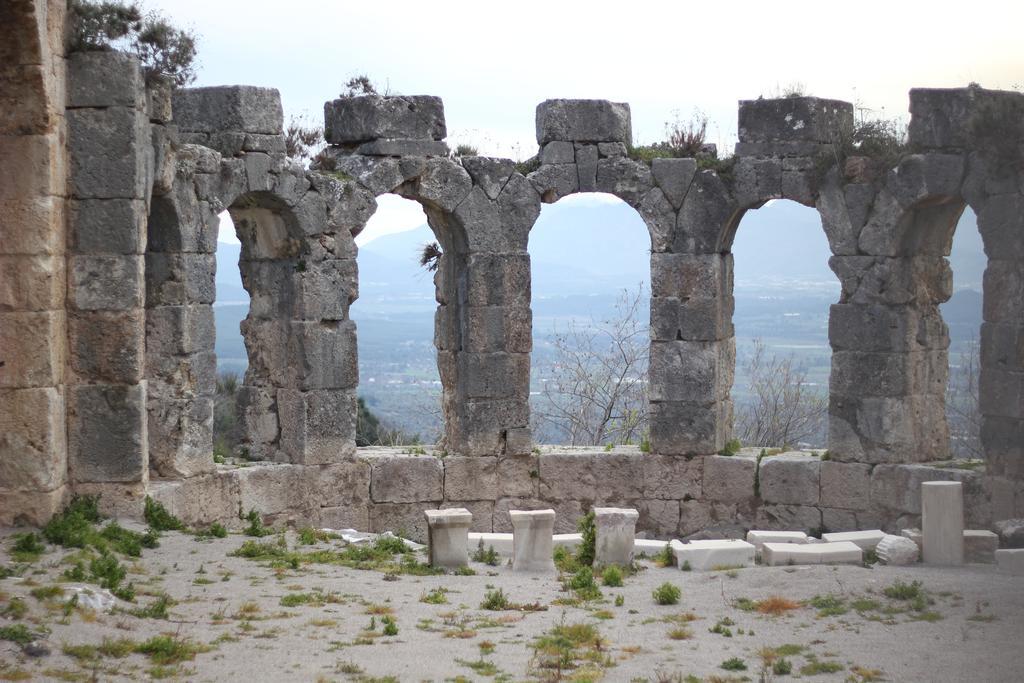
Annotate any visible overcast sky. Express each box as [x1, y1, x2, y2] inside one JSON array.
[[151, 0, 1022, 243]]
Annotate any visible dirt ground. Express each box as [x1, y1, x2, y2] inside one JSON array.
[[1, 522, 1021, 683]]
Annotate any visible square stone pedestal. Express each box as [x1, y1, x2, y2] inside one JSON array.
[[509, 509, 556, 572], [594, 507, 639, 567], [424, 508, 472, 569]]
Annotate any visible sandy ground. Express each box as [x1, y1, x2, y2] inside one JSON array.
[[1, 523, 1022, 683]]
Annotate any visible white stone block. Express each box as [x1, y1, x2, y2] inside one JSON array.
[[424, 508, 472, 569], [762, 541, 863, 566], [634, 538, 669, 556], [922, 481, 964, 566], [553, 532, 582, 550], [509, 509, 556, 572], [746, 530, 808, 551], [964, 530, 999, 564], [876, 534, 919, 565], [468, 532, 513, 556], [821, 529, 886, 551], [594, 507, 639, 567], [670, 538, 755, 571], [995, 549, 1024, 575]]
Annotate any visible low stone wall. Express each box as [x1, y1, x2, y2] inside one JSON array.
[[148, 447, 1022, 543]]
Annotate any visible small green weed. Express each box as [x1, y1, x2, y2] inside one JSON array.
[[652, 582, 681, 605]]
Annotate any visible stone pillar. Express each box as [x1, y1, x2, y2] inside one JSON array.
[[0, 0, 70, 524], [65, 51, 151, 498], [509, 508, 556, 572], [424, 507, 472, 568], [922, 481, 964, 565], [593, 507, 638, 567]]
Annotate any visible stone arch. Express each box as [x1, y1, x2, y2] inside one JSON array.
[[319, 151, 536, 456]]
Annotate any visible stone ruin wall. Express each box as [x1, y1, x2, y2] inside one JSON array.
[[2, 3, 1024, 542]]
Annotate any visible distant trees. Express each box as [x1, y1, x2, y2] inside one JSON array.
[[733, 339, 827, 449], [533, 288, 649, 447]]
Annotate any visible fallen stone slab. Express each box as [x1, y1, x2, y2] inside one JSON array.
[[876, 534, 920, 565], [669, 539, 755, 571], [746, 530, 808, 551], [509, 509, 556, 572], [763, 541, 863, 566], [964, 530, 999, 564], [822, 529, 886, 551], [594, 507, 639, 567], [424, 508, 471, 569], [995, 549, 1024, 575]]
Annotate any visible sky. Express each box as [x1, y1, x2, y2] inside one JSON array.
[[153, 0, 1023, 244]]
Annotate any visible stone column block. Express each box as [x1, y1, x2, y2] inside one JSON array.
[[69, 382, 148, 483], [68, 106, 148, 199], [278, 388, 356, 464], [147, 396, 215, 478], [593, 507, 639, 567], [0, 310, 62, 388], [324, 95, 445, 144], [535, 99, 631, 145], [425, 508, 472, 569], [922, 481, 964, 565], [173, 86, 284, 136], [738, 97, 853, 145], [509, 508, 556, 572], [69, 254, 144, 311]]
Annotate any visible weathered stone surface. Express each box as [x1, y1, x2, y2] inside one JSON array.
[[368, 502, 436, 543], [146, 253, 216, 306], [636, 499, 680, 538], [649, 340, 733, 403], [461, 156, 515, 201], [174, 86, 284, 135], [0, 387, 66, 490], [425, 508, 472, 568], [69, 254, 143, 311], [819, 460, 872, 510], [235, 463, 316, 521], [703, 454, 757, 503], [641, 454, 703, 500], [145, 305, 214, 357], [0, 311, 62, 388], [876, 534, 920, 565], [755, 504, 822, 532], [68, 107, 147, 199], [353, 138, 449, 157], [536, 99, 631, 145], [540, 141, 574, 165], [369, 454, 443, 503], [278, 389, 356, 464], [649, 398, 731, 456], [738, 97, 853, 145], [496, 455, 538, 498], [758, 454, 821, 506], [594, 507, 639, 566], [324, 95, 445, 143], [650, 158, 696, 209], [493, 497, 583, 534], [67, 51, 144, 109], [70, 198, 146, 255], [575, 144, 598, 192], [528, 163, 578, 203], [964, 529, 999, 563], [69, 382, 148, 483], [70, 310, 145, 383], [147, 397, 215, 478], [444, 456, 499, 501], [0, 487, 67, 527], [0, 195, 65, 255], [595, 156, 653, 207], [870, 464, 978, 515]]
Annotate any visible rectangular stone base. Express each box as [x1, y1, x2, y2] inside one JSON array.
[[746, 530, 808, 551], [763, 541, 863, 566], [995, 549, 1024, 575], [670, 539, 755, 571]]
